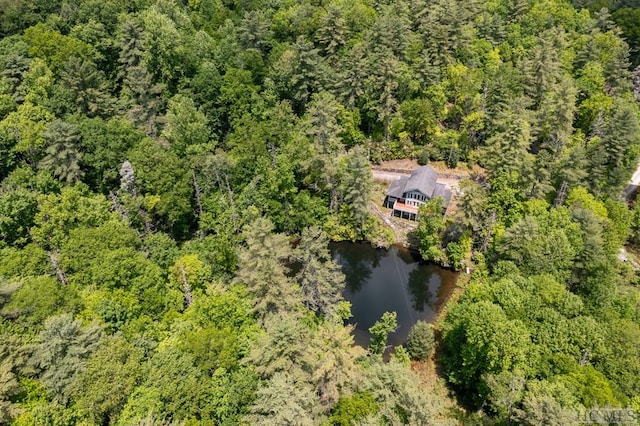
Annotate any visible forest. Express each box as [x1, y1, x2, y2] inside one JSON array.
[[0, 0, 639, 424]]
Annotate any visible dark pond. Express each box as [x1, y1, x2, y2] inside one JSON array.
[[330, 241, 458, 348]]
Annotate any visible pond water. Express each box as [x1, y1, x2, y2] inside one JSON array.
[[331, 242, 458, 348]]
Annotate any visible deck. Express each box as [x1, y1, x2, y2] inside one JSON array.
[[392, 200, 418, 221]]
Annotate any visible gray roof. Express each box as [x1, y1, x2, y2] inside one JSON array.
[[433, 183, 452, 203], [385, 165, 452, 206], [404, 165, 438, 196], [387, 176, 408, 198]]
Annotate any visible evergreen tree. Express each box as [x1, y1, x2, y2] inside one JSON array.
[[588, 100, 640, 195], [339, 146, 373, 237], [59, 57, 113, 118], [117, 18, 165, 137], [536, 76, 577, 156], [481, 102, 535, 188], [237, 10, 273, 56], [316, 6, 349, 57], [247, 372, 320, 425], [122, 66, 165, 137], [30, 314, 102, 404], [294, 226, 345, 316], [304, 91, 344, 156], [234, 218, 302, 320], [38, 120, 84, 184], [289, 37, 325, 107], [312, 321, 365, 407], [524, 29, 565, 108], [335, 44, 368, 108], [406, 321, 435, 361]]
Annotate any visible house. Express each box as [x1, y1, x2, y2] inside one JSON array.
[[383, 165, 452, 220]]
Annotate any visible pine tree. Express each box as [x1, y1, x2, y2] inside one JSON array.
[[289, 36, 325, 107], [536, 76, 577, 156], [339, 146, 373, 237], [316, 6, 348, 57], [364, 50, 400, 142], [117, 18, 144, 72], [117, 18, 165, 137], [247, 372, 320, 425], [481, 102, 535, 187], [588, 100, 640, 195], [367, 5, 411, 61], [237, 10, 273, 56], [247, 313, 316, 380], [39, 120, 84, 184], [294, 226, 346, 316], [312, 321, 365, 406], [406, 321, 435, 361], [60, 57, 113, 118], [523, 29, 565, 108], [0, 53, 30, 101], [30, 314, 102, 404], [234, 218, 302, 320], [304, 91, 344, 155], [335, 43, 368, 108]]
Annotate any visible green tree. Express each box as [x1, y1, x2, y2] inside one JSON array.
[[287, 36, 326, 107], [588, 100, 640, 196], [416, 197, 446, 262], [328, 392, 378, 426], [31, 184, 111, 249], [234, 218, 301, 320], [119, 346, 204, 422], [368, 311, 397, 355], [480, 103, 535, 188], [75, 117, 143, 193], [59, 57, 113, 117], [72, 335, 144, 425], [311, 321, 365, 407], [1, 276, 81, 328], [0, 187, 37, 246], [30, 314, 102, 404], [442, 300, 531, 408], [38, 120, 84, 184], [316, 6, 349, 57], [361, 357, 441, 424], [406, 321, 435, 361], [339, 146, 373, 237], [161, 93, 211, 155], [247, 371, 321, 425], [294, 226, 346, 317]]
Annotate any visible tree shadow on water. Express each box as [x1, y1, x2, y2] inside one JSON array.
[[407, 265, 434, 311], [331, 242, 383, 293]]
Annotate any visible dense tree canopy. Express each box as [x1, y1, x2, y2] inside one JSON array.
[[0, 0, 639, 424]]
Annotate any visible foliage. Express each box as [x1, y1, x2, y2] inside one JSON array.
[[416, 198, 446, 262], [368, 311, 397, 355], [406, 321, 435, 361], [0, 0, 638, 423]]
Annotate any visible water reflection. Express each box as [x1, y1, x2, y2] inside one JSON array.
[[407, 267, 434, 311], [332, 241, 383, 292], [330, 242, 457, 348]]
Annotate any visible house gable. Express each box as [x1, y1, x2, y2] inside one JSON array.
[[403, 166, 438, 196], [384, 165, 452, 219]]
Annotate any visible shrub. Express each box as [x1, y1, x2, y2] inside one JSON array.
[[406, 321, 435, 361]]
